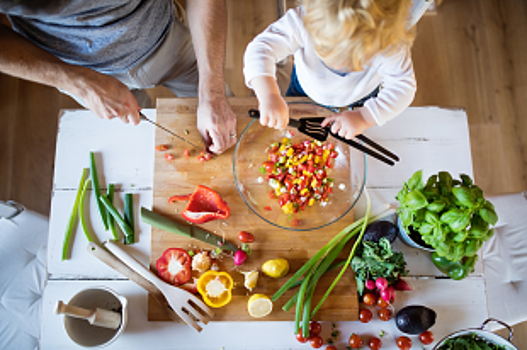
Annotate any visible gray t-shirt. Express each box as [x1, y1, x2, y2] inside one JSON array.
[[1, 0, 175, 74]]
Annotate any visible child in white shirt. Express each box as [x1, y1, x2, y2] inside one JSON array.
[[243, 0, 417, 139]]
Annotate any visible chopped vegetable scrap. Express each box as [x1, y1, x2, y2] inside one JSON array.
[[260, 138, 338, 215], [156, 248, 192, 285], [240, 270, 259, 291], [169, 185, 230, 224], [183, 149, 190, 158], [156, 144, 168, 151], [197, 270, 233, 308], [197, 150, 212, 162], [165, 153, 175, 160], [191, 251, 212, 273]]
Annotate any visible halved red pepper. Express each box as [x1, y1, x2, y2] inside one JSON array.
[[169, 185, 230, 224], [156, 248, 192, 285]]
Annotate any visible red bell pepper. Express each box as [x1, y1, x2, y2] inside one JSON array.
[[169, 185, 230, 224], [156, 248, 192, 285]]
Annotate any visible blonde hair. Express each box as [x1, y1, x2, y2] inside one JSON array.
[[303, 0, 416, 71]]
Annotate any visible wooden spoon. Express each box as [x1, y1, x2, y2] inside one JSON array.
[[55, 300, 122, 330]]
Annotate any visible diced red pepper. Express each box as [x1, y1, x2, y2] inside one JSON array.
[[156, 248, 192, 285], [264, 205, 272, 211], [291, 218, 302, 226], [165, 153, 175, 160]]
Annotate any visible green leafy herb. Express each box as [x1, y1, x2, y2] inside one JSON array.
[[351, 238, 408, 295], [396, 170, 499, 276], [437, 332, 509, 350]]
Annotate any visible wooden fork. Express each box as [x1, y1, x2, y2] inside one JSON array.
[[103, 240, 214, 332]]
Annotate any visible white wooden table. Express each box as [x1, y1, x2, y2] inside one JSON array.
[[41, 106, 488, 349]]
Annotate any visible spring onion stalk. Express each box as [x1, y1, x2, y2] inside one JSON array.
[[273, 203, 392, 302], [78, 179, 95, 242], [294, 266, 313, 335], [310, 189, 372, 318], [106, 184, 118, 240], [99, 194, 134, 241], [61, 168, 88, 260], [302, 284, 316, 338], [123, 193, 135, 244], [90, 152, 109, 230]]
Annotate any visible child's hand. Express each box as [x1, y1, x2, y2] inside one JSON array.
[[321, 110, 375, 139], [250, 76, 289, 130], [258, 93, 289, 130]]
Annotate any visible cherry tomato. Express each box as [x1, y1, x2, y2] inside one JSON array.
[[397, 336, 412, 350], [183, 149, 190, 158], [349, 334, 363, 349], [325, 346, 337, 350], [309, 321, 322, 337], [377, 296, 389, 308], [238, 231, 255, 243], [362, 292, 377, 306], [378, 308, 392, 321], [263, 161, 274, 173], [164, 153, 174, 160], [310, 335, 323, 349], [368, 337, 382, 350], [295, 332, 309, 343], [197, 155, 206, 162], [156, 144, 168, 151], [359, 308, 373, 323], [419, 331, 434, 345]]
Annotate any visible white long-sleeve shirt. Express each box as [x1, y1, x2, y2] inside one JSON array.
[[243, 6, 416, 126]]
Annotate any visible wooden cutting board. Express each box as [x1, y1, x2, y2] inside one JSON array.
[[149, 97, 358, 321]]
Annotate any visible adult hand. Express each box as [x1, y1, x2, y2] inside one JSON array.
[[196, 94, 237, 154], [321, 110, 375, 139], [74, 69, 141, 125], [257, 93, 289, 130]]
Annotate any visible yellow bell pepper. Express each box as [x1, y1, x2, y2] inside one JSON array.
[[197, 270, 233, 308]]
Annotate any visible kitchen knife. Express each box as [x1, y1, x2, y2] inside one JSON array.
[[140, 112, 214, 157]]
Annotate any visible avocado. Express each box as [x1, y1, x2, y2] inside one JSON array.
[[363, 221, 398, 243], [395, 305, 437, 334]]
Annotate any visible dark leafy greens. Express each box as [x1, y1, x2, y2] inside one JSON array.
[[351, 237, 408, 295], [437, 333, 511, 350]]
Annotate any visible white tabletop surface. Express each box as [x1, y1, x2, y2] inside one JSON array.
[[42, 106, 488, 349]]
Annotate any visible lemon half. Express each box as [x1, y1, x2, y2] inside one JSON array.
[[248, 294, 273, 318]]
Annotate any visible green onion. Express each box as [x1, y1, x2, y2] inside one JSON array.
[[310, 189, 372, 318], [61, 168, 88, 260], [123, 193, 135, 244], [294, 266, 313, 335], [90, 152, 108, 230], [106, 183, 118, 240], [99, 194, 134, 240], [78, 178, 95, 242]]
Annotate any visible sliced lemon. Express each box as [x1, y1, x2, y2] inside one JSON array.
[[262, 258, 289, 278], [248, 294, 273, 318]]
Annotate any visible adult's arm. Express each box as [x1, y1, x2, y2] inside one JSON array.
[[0, 23, 141, 124], [186, 0, 236, 154]]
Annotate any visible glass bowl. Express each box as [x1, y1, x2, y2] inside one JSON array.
[[233, 103, 367, 231]]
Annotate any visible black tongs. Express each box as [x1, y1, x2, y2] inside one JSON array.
[[248, 109, 399, 166]]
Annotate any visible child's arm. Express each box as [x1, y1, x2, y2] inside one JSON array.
[[251, 76, 289, 130], [321, 110, 376, 139]]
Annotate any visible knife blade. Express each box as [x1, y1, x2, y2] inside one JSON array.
[[140, 112, 213, 156], [141, 207, 238, 252]]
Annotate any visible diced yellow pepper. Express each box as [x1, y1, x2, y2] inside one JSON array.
[[286, 148, 294, 157], [300, 188, 309, 195], [309, 198, 315, 206], [322, 149, 330, 163], [315, 155, 321, 164]]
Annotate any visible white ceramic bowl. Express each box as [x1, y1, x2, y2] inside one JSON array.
[[63, 287, 128, 348]]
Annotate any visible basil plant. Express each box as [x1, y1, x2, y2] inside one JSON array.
[[396, 170, 498, 262]]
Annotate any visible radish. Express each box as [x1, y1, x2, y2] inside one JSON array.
[[394, 278, 413, 291], [365, 280, 375, 290], [234, 250, 247, 266], [381, 285, 395, 302], [375, 277, 388, 291]]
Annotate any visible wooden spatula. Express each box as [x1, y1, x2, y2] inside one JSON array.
[[55, 300, 121, 330]]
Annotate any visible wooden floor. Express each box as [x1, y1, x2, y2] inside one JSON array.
[[1, 0, 526, 345]]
